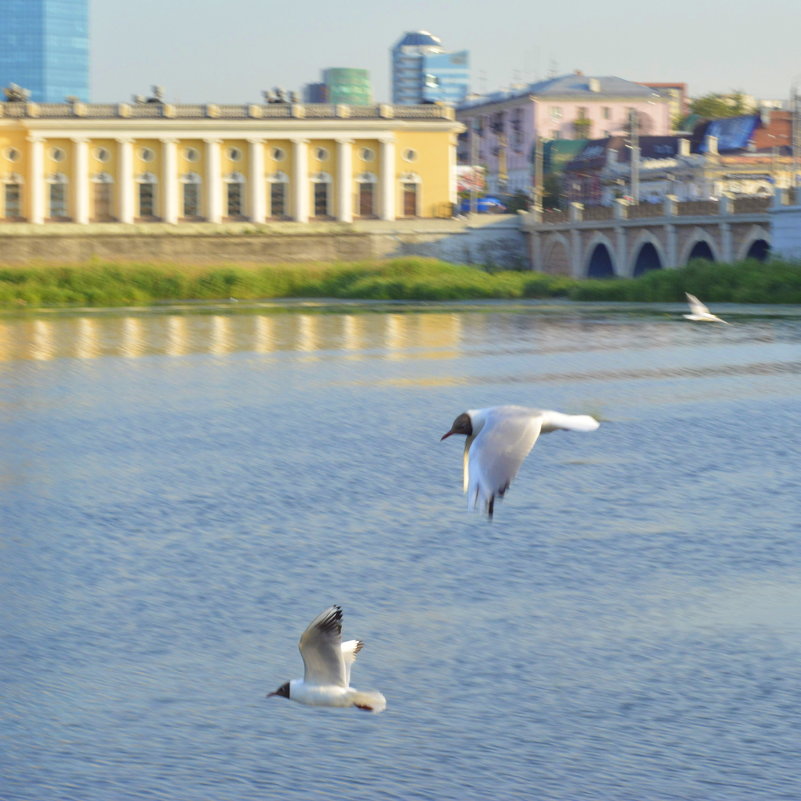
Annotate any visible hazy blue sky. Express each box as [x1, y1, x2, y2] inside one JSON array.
[[92, 0, 801, 104]]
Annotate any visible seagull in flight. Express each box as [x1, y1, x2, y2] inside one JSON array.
[[441, 405, 600, 518], [683, 292, 730, 324], [268, 605, 387, 713]]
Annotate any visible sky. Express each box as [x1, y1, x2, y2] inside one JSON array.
[[91, 0, 801, 105]]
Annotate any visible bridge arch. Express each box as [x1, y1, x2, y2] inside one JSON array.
[[583, 233, 617, 278], [737, 225, 771, 263], [541, 232, 571, 275], [629, 232, 666, 277], [681, 228, 719, 265]]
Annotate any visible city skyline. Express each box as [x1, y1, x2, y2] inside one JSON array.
[[87, 0, 801, 105]]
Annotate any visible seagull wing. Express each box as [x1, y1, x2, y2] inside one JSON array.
[[298, 605, 346, 687], [685, 292, 709, 315], [466, 408, 543, 515], [341, 640, 364, 686]]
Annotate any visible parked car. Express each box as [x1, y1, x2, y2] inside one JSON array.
[[458, 196, 507, 214]]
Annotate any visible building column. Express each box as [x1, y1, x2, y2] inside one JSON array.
[[161, 138, 178, 224], [117, 138, 135, 223], [292, 138, 309, 222], [449, 133, 458, 206], [336, 138, 353, 222], [379, 136, 396, 220], [72, 138, 90, 224], [28, 136, 45, 224], [248, 138, 265, 222], [205, 138, 222, 223]]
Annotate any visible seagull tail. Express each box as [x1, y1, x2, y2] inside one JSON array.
[[540, 411, 600, 433], [350, 690, 387, 713]]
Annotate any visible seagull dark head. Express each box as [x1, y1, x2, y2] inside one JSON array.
[[267, 681, 291, 700], [441, 412, 473, 440]]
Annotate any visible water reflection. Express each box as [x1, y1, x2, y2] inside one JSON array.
[[0, 305, 797, 369], [0, 310, 467, 363]]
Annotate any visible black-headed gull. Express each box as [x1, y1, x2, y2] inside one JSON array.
[[268, 605, 387, 713], [441, 405, 600, 518], [683, 292, 730, 324]]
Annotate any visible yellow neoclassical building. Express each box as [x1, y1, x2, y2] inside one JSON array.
[[0, 99, 462, 224]]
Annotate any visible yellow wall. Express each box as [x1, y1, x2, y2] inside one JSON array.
[[0, 116, 460, 222]]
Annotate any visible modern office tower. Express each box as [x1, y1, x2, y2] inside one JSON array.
[[391, 31, 469, 105], [322, 68, 372, 105], [0, 0, 89, 102]]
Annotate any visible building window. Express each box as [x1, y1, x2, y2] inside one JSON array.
[[51, 147, 65, 162], [313, 178, 330, 217], [183, 182, 200, 218], [95, 147, 109, 162], [551, 129, 560, 139], [402, 182, 418, 216], [577, 107, 588, 119], [185, 147, 199, 162], [49, 180, 68, 218], [357, 173, 376, 217], [361, 147, 374, 162], [315, 147, 329, 161], [358, 182, 374, 217], [138, 181, 156, 218], [602, 106, 611, 120], [140, 147, 155, 162], [226, 180, 243, 217], [93, 181, 114, 221], [403, 148, 417, 162], [4, 183, 21, 218], [272, 147, 285, 161], [550, 106, 562, 120], [270, 181, 286, 218], [228, 147, 242, 162], [6, 148, 20, 162]]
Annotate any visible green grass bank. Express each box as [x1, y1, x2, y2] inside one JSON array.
[[1, 257, 800, 309]]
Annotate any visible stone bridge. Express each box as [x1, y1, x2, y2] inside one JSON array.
[[520, 195, 774, 278]]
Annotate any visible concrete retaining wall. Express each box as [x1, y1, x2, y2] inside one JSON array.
[[0, 216, 528, 269]]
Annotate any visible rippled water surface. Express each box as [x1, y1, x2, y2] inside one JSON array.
[[2, 300, 800, 801]]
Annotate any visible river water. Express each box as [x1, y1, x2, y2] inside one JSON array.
[[1, 300, 800, 801]]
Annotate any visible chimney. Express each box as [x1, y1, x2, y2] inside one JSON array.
[[678, 138, 690, 156], [588, 78, 600, 93]]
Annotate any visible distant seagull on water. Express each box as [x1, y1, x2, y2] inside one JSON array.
[[683, 292, 730, 324], [268, 605, 387, 713], [441, 405, 600, 518]]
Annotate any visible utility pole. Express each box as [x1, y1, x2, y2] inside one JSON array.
[[533, 135, 544, 212], [470, 117, 479, 215], [629, 108, 640, 204], [793, 85, 801, 190]]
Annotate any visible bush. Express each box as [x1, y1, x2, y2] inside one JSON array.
[[0, 257, 799, 309]]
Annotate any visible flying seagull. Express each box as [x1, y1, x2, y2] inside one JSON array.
[[268, 605, 387, 713], [683, 292, 730, 324], [441, 405, 600, 518]]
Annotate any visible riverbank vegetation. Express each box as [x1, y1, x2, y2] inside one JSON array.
[[0, 257, 799, 308]]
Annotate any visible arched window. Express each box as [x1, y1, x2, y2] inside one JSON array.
[[92, 172, 115, 222], [400, 172, 420, 217], [2, 173, 23, 220], [136, 172, 158, 219], [47, 173, 69, 220], [224, 171, 245, 219], [311, 171, 331, 218], [181, 172, 202, 219], [356, 172, 377, 218], [268, 171, 288, 219]]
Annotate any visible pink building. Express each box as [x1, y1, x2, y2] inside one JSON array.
[[456, 72, 673, 195]]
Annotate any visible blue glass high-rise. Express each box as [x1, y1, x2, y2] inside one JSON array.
[[0, 0, 89, 102]]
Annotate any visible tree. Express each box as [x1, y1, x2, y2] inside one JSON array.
[[689, 91, 754, 119]]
